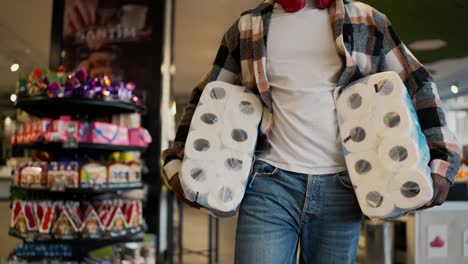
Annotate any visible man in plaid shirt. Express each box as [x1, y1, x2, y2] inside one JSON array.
[[163, 0, 460, 262]]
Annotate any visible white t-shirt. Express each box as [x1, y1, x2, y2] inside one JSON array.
[[257, 1, 346, 175]]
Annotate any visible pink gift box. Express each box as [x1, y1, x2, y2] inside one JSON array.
[[78, 122, 91, 143], [16, 133, 24, 144], [24, 122, 32, 133], [45, 131, 66, 143], [128, 128, 152, 147], [91, 122, 129, 146], [35, 118, 52, 133]]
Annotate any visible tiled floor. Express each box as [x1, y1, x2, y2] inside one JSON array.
[[177, 205, 237, 264], [175, 204, 367, 264]]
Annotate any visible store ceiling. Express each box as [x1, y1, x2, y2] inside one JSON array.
[[0, 0, 52, 115], [0, 0, 466, 109], [173, 0, 468, 100]]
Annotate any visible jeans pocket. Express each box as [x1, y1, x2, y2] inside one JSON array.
[[247, 160, 279, 188], [335, 171, 354, 191]]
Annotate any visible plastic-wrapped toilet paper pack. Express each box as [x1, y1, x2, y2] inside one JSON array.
[[336, 71, 433, 219], [180, 81, 263, 216]]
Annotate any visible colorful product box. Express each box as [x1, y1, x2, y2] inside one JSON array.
[[19, 162, 48, 188], [91, 122, 129, 145], [80, 162, 107, 188], [48, 162, 79, 189], [128, 128, 152, 147], [107, 163, 130, 186], [77, 122, 91, 143], [128, 162, 142, 185]]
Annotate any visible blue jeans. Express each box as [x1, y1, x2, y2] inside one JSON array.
[[235, 160, 363, 264]]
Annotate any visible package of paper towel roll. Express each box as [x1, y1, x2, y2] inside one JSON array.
[[336, 71, 433, 219], [180, 81, 263, 216]]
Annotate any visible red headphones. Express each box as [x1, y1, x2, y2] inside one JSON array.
[[277, 0, 332, 12]]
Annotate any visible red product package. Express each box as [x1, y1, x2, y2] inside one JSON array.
[[24, 202, 37, 231], [11, 201, 23, 228], [39, 206, 54, 233]]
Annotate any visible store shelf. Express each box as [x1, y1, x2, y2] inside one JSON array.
[[9, 228, 145, 244], [15, 96, 145, 118], [13, 142, 147, 152], [10, 185, 144, 201], [11, 184, 143, 195]]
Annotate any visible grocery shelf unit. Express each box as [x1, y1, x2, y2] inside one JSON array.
[[10, 96, 148, 261]]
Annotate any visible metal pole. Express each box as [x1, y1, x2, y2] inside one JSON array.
[[167, 191, 174, 264], [208, 215, 213, 264], [178, 200, 183, 264], [215, 218, 219, 264]]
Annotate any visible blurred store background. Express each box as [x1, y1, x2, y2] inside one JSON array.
[[0, 0, 466, 263]]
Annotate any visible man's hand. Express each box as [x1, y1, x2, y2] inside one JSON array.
[[423, 173, 451, 209]]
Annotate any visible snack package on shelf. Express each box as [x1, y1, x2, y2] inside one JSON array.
[[51, 206, 79, 240], [80, 162, 107, 188], [128, 128, 152, 147], [11, 200, 144, 239], [91, 122, 129, 146], [51, 116, 78, 143], [18, 162, 48, 188], [80, 207, 105, 239], [48, 162, 79, 189], [106, 206, 127, 236], [128, 161, 142, 185], [107, 162, 130, 186], [112, 113, 141, 128], [77, 122, 91, 143]]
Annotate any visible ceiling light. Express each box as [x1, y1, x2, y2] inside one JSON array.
[[10, 94, 17, 102], [10, 63, 19, 72], [451, 85, 459, 94], [408, 39, 448, 51]]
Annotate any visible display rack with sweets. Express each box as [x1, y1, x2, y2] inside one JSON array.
[[10, 200, 144, 240], [17, 67, 141, 105], [14, 159, 143, 190], [10, 71, 149, 260], [13, 117, 152, 147]]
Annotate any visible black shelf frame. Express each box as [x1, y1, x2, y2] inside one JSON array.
[[10, 228, 145, 259], [13, 142, 147, 153], [15, 96, 145, 119], [11, 185, 144, 201]]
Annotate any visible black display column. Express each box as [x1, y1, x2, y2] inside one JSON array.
[[49, 0, 170, 257]]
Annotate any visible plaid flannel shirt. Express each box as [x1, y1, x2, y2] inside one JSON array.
[[162, 0, 461, 183]]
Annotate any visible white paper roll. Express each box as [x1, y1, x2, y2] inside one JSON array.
[[216, 150, 253, 184], [368, 73, 407, 99], [337, 83, 375, 121], [180, 160, 217, 202], [200, 81, 234, 107], [224, 92, 263, 125], [373, 100, 414, 136], [388, 167, 433, 209], [221, 125, 258, 154], [207, 180, 245, 212], [345, 151, 386, 187], [340, 122, 378, 153], [185, 130, 220, 160], [378, 136, 426, 172], [356, 186, 395, 218], [191, 105, 222, 131]]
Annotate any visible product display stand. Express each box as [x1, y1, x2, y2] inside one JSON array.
[[9, 96, 148, 262]]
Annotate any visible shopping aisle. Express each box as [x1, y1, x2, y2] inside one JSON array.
[[180, 205, 237, 264], [0, 202, 21, 261]]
